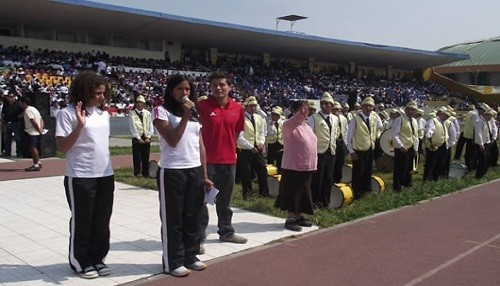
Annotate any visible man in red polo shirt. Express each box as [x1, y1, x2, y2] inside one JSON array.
[[198, 72, 247, 252]]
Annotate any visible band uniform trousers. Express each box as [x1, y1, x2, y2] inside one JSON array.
[[475, 144, 489, 179], [64, 175, 114, 272], [453, 133, 466, 160], [311, 152, 335, 206], [440, 147, 452, 178], [158, 167, 204, 272], [489, 140, 498, 167], [423, 145, 446, 181], [132, 137, 151, 177], [333, 139, 347, 183], [237, 149, 269, 197], [393, 148, 415, 192], [267, 141, 283, 171], [351, 148, 373, 199], [464, 138, 477, 171]]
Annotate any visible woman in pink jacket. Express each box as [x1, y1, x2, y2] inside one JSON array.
[[274, 100, 318, 231]]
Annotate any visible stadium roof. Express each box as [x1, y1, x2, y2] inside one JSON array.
[[3, 0, 468, 70], [437, 36, 500, 67]]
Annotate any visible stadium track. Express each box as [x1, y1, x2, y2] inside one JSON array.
[[1, 156, 499, 286]]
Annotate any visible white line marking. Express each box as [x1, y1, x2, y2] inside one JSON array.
[[404, 233, 500, 286]]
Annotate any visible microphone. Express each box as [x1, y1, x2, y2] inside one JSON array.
[[181, 96, 199, 118]]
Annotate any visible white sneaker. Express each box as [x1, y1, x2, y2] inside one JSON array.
[[95, 263, 111, 276], [170, 266, 191, 277], [78, 266, 99, 279], [187, 261, 207, 271]]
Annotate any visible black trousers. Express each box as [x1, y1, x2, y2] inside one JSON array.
[[311, 152, 335, 206], [158, 167, 204, 272], [237, 149, 269, 197], [423, 145, 446, 181], [64, 175, 114, 272], [351, 149, 373, 199], [267, 141, 283, 171], [333, 139, 347, 184], [393, 148, 415, 192], [132, 138, 151, 177], [489, 140, 498, 167], [440, 147, 452, 178], [454, 133, 466, 160], [464, 138, 476, 171], [475, 144, 489, 179]]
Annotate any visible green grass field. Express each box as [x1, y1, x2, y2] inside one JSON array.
[[113, 146, 500, 228]]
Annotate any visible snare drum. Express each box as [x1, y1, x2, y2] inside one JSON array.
[[267, 175, 281, 197], [371, 176, 386, 193], [329, 183, 354, 209], [148, 160, 159, 179], [340, 164, 353, 184], [267, 164, 278, 176]]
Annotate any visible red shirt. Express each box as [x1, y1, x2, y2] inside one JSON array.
[[199, 96, 244, 164]]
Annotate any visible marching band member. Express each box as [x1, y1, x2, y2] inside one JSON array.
[[413, 108, 426, 173], [308, 93, 338, 207], [423, 108, 447, 181], [237, 96, 270, 199], [456, 105, 479, 170], [391, 101, 419, 192], [342, 102, 353, 122], [486, 109, 498, 167], [266, 106, 284, 171], [474, 104, 491, 179], [440, 107, 457, 177], [346, 96, 382, 199], [332, 101, 348, 184]]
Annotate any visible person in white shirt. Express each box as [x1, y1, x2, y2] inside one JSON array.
[[473, 104, 491, 179], [153, 74, 213, 277], [487, 109, 499, 167], [19, 96, 44, 171], [55, 72, 114, 279]]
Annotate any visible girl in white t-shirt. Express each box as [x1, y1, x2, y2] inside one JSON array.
[[55, 72, 114, 279], [153, 74, 212, 277]]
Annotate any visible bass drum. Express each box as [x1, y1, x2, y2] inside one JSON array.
[[340, 164, 353, 184], [449, 162, 467, 179], [371, 176, 386, 193], [148, 160, 159, 179], [267, 175, 281, 197], [379, 129, 395, 157], [329, 183, 354, 209]]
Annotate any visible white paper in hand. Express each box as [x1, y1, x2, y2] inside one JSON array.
[[42, 129, 49, 135], [204, 186, 219, 205]]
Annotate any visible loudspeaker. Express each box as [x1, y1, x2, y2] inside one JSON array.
[[41, 117, 56, 158], [26, 92, 51, 118]]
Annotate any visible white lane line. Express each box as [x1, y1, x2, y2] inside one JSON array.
[[404, 233, 500, 286]]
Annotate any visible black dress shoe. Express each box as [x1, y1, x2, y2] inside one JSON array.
[[284, 219, 302, 232], [297, 216, 313, 227]]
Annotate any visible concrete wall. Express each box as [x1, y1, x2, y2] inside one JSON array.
[[110, 117, 133, 136]]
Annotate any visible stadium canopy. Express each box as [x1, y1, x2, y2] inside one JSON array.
[[2, 0, 468, 70]]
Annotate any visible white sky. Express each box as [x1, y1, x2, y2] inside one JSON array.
[[92, 0, 500, 51]]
